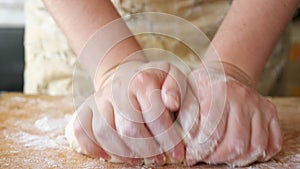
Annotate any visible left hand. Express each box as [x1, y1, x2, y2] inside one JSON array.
[[178, 63, 283, 167]]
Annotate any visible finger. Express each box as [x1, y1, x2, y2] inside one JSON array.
[[134, 71, 184, 163], [112, 67, 167, 165], [176, 87, 200, 142], [230, 110, 269, 167], [205, 106, 251, 165], [113, 95, 166, 165], [261, 117, 282, 161], [72, 103, 110, 159], [186, 67, 232, 166], [110, 60, 168, 165], [161, 64, 187, 112], [175, 87, 199, 165], [146, 107, 185, 163], [90, 96, 142, 165], [258, 101, 282, 162], [185, 97, 228, 166]]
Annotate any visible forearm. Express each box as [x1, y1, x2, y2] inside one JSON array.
[[43, 0, 143, 78], [208, 0, 300, 85]]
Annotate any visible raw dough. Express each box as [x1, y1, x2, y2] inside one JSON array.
[[65, 113, 123, 163], [65, 113, 181, 164]]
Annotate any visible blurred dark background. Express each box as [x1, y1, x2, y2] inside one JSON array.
[[0, 0, 24, 91], [0, 27, 24, 91]]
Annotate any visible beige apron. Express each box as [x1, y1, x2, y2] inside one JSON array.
[[24, 0, 290, 96]]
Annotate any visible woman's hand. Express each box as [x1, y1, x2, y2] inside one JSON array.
[[181, 62, 282, 167], [66, 60, 188, 165]]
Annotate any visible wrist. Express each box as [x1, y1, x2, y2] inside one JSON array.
[[201, 61, 256, 88]]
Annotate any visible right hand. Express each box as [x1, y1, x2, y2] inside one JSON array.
[[66, 60, 188, 165]]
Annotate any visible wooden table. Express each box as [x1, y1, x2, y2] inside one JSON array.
[[0, 93, 299, 169]]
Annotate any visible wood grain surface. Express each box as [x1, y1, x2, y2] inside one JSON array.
[[0, 93, 299, 169]]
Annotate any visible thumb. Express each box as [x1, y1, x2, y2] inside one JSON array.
[[161, 64, 187, 112]]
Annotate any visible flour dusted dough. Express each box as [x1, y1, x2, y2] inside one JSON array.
[[65, 113, 184, 164], [65, 113, 82, 154], [65, 113, 122, 163]]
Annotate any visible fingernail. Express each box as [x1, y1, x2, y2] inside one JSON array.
[[154, 154, 166, 166], [131, 158, 143, 165], [171, 148, 184, 162], [101, 153, 111, 160]]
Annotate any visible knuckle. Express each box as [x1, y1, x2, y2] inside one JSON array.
[[261, 102, 278, 121], [268, 104, 277, 115], [263, 99, 277, 112], [134, 71, 152, 85], [118, 121, 141, 138]]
